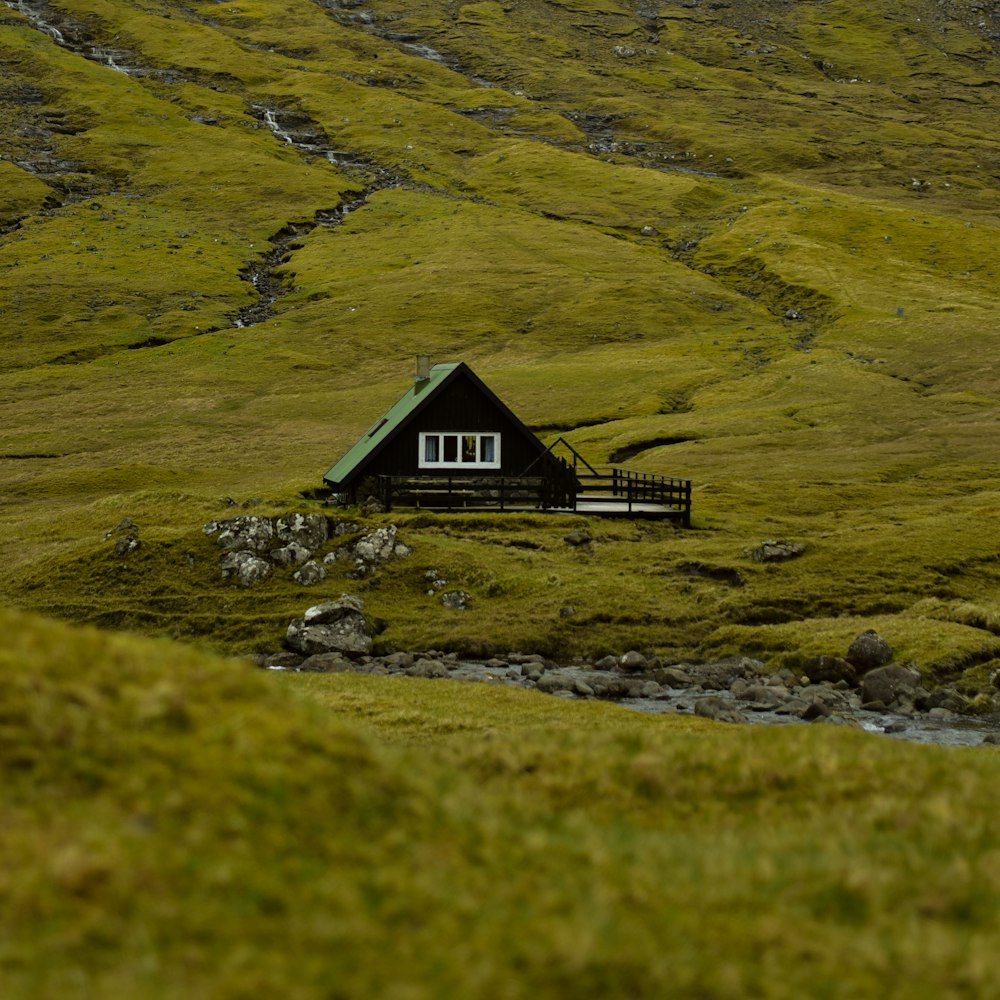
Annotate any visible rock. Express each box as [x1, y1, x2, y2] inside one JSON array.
[[383, 651, 415, 670], [205, 516, 274, 552], [113, 534, 140, 557], [293, 560, 327, 586], [573, 680, 595, 697], [441, 590, 471, 610], [286, 596, 374, 657], [298, 652, 352, 672], [262, 651, 303, 669], [802, 655, 857, 686], [593, 655, 619, 671], [559, 606, 576, 618], [982, 733, 1000, 746], [861, 664, 922, 706], [271, 541, 312, 566], [747, 539, 806, 562], [694, 697, 748, 724], [220, 551, 272, 586], [351, 525, 410, 575], [693, 656, 763, 691], [407, 658, 448, 678], [563, 529, 592, 547], [800, 700, 833, 721], [620, 650, 648, 673], [656, 666, 693, 689], [846, 631, 893, 672], [275, 513, 328, 550], [105, 516, 137, 539], [917, 688, 969, 714], [640, 225, 658, 236], [331, 520, 361, 536], [536, 672, 572, 694]]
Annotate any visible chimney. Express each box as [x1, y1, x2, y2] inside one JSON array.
[[415, 354, 431, 381]]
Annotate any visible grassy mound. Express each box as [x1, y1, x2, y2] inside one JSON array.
[[3, 606, 1000, 997]]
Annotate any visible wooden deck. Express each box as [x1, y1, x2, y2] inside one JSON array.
[[373, 470, 691, 525]]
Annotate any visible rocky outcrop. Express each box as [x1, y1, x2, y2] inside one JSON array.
[[220, 550, 272, 587], [285, 595, 374, 657], [846, 630, 894, 673], [203, 514, 411, 586], [747, 539, 806, 562]]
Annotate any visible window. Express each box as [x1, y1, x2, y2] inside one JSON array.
[[419, 432, 501, 469]]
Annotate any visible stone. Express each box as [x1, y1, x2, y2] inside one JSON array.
[[270, 541, 312, 566], [846, 631, 894, 672], [293, 560, 327, 586], [441, 590, 471, 610], [383, 651, 415, 670], [286, 595, 373, 657], [802, 655, 857, 686], [694, 656, 763, 691], [559, 606, 576, 618], [298, 652, 352, 673], [656, 666, 694, 689], [113, 534, 140, 557], [262, 651, 303, 669], [982, 733, 1000, 746], [593, 655, 619, 671], [274, 513, 329, 550], [694, 697, 748, 724], [563, 529, 592, 547], [205, 515, 274, 552], [747, 539, 806, 562], [407, 658, 448, 678], [861, 665, 922, 707], [220, 550, 272, 586], [536, 672, 572, 693], [620, 650, 648, 673], [573, 680, 596, 697], [800, 700, 833, 720]]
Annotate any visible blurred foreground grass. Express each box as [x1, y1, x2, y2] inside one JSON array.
[[3, 606, 1000, 998]]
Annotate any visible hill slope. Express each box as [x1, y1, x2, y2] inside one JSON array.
[[1, 0, 1000, 672], [4, 606, 1000, 997]]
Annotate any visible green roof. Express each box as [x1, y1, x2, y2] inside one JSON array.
[[324, 363, 460, 488]]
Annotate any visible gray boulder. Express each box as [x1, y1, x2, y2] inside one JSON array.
[[286, 596, 374, 657], [205, 516, 274, 552], [113, 534, 140, 557], [441, 590, 472, 610], [220, 551, 272, 586], [847, 631, 893, 672], [694, 697, 748, 724], [293, 560, 327, 586], [747, 539, 806, 562], [352, 525, 411, 574], [620, 650, 648, 673], [299, 653, 352, 672], [271, 541, 312, 566], [803, 655, 857, 686], [407, 658, 448, 678], [275, 513, 329, 551], [861, 664, 922, 706]]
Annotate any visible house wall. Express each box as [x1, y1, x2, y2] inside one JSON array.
[[356, 372, 556, 485]]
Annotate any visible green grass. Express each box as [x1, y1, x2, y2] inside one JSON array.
[[4, 606, 1000, 998], [1, 0, 1000, 672]]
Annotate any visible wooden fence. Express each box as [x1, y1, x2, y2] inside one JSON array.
[[375, 469, 691, 525]]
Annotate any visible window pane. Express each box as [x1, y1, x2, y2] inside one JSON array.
[[423, 436, 438, 463], [480, 436, 495, 463], [462, 435, 477, 463], [443, 435, 458, 462]]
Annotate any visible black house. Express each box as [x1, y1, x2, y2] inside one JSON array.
[[324, 359, 573, 505], [324, 358, 692, 522]]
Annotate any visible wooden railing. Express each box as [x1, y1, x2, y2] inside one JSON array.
[[575, 467, 692, 526], [375, 470, 691, 525], [376, 475, 558, 513]]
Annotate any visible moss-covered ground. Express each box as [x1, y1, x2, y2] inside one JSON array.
[[1, 1, 999, 668], [4, 607, 1000, 998]]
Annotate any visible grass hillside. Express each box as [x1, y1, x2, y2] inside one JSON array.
[[4, 606, 1000, 997], [1, 0, 1000, 674]]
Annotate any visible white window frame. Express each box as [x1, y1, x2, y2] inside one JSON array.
[[419, 432, 501, 470]]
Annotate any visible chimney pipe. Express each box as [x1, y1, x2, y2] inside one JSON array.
[[415, 355, 431, 381]]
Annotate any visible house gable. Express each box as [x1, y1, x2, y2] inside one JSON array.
[[324, 363, 553, 494]]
